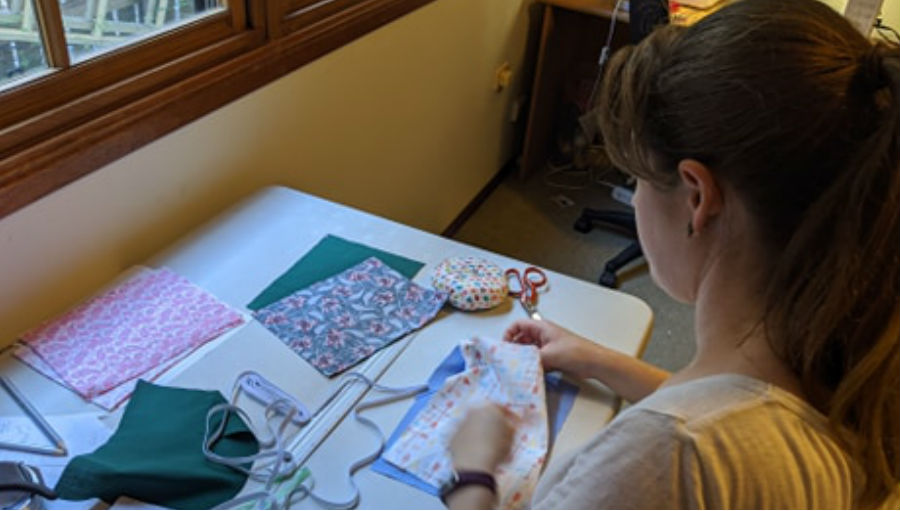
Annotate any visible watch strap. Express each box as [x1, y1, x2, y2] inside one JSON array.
[[439, 470, 496, 505]]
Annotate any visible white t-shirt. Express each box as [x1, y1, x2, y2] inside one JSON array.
[[531, 373, 898, 509]]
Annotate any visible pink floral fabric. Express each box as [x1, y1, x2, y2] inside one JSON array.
[[14, 342, 194, 410], [18, 267, 244, 399], [253, 257, 446, 376]]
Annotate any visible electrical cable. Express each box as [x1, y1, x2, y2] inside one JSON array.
[[875, 24, 900, 43], [585, 0, 626, 110]]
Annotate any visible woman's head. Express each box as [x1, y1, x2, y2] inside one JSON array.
[[597, 0, 899, 504]]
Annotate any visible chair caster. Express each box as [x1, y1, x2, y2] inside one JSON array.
[[599, 270, 618, 288], [573, 215, 593, 234]]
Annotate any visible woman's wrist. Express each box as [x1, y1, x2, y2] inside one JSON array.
[[574, 341, 616, 380], [443, 482, 496, 509], [577, 343, 670, 402]]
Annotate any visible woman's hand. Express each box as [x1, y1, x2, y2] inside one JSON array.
[[505, 319, 671, 403], [450, 403, 515, 472], [504, 319, 603, 379]]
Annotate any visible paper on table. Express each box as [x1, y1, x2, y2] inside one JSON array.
[[0, 413, 114, 509]]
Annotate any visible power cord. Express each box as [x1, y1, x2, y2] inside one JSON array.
[[874, 17, 900, 43], [585, 0, 627, 109]]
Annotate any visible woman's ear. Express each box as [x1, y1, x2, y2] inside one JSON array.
[[677, 159, 723, 235]]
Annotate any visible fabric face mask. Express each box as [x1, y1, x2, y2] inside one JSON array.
[[382, 337, 549, 509], [54, 381, 258, 509]]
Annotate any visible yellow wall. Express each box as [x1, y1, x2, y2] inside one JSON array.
[[822, 0, 899, 28], [0, 0, 534, 344]]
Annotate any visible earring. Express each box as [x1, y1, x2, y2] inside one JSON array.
[[687, 221, 694, 237]]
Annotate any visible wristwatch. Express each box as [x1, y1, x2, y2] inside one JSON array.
[[439, 469, 497, 505]]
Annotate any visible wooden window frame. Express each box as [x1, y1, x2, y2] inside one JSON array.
[[0, 0, 436, 218]]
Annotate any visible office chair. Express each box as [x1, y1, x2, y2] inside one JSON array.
[[574, 208, 641, 288], [573, 0, 667, 288]]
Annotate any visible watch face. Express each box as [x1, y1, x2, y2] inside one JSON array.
[[438, 471, 460, 498]]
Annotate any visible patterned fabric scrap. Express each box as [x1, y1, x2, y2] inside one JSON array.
[[17, 267, 244, 400], [382, 337, 548, 509], [253, 257, 447, 377], [14, 342, 194, 411]]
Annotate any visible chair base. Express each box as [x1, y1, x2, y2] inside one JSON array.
[[573, 208, 643, 288]]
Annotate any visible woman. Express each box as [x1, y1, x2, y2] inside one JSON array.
[[444, 0, 899, 508]]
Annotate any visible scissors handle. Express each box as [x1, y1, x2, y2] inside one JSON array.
[[522, 267, 547, 288], [505, 267, 547, 307]]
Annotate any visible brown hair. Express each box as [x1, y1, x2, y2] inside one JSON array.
[[597, 0, 899, 505]]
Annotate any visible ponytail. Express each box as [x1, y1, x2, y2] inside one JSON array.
[[765, 41, 899, 507]]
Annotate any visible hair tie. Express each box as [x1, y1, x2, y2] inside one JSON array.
[[858, 46, 889, 91]]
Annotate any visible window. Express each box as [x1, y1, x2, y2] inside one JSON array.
[[0, 0, 435, 217]]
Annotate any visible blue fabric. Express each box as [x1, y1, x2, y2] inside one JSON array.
[[371, 346, 579, 495]]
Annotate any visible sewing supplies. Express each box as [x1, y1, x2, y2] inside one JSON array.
[[237, 371, 310, 426], [253, 257, 446, 377], [0, 461, 57, 509], [248, 235, 426, 311], [16, 267, 244, 401], [505, 266, 548, 320], [0, 377, 67, 457], [372, 345, 579, 495], [55, 381, 259, 509], [431, 256, 508, 311], [382, 337, 549, 509], [206, 371, 427, 509], [13, 340, 196, 411]]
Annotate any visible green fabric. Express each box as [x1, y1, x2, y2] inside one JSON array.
[[55, 381, 258, 509], [247, 234, 426, 311]]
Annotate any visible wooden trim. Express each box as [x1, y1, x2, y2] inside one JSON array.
[[0, 13, 240, 130], [230, 0, 248, 30], [280, 0, 364, 29], [32, 0, 70, 68], [441, 160, 515, 238], [0, 31, 263, 187], [0, 0, 437, 218]]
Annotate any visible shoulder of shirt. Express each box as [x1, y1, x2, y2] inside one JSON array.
[[620, 373, 830, 435]]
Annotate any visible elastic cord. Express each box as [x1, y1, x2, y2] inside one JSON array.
[[204, 371, 427, 509], [295, 372, 427, 509]]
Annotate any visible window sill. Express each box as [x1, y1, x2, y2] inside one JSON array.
[[0, 0, 436, 218]]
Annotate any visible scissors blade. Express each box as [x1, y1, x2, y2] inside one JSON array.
[[519, 300, 543, 321]]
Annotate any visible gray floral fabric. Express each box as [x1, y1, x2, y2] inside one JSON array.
[[253, 257, 446, 376]]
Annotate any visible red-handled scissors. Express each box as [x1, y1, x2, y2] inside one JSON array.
[[505, 266, 547, 320]]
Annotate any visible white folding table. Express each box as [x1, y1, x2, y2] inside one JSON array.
[[0, 186, 653, 509]]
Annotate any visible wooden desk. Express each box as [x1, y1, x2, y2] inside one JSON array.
[[520, 0, 630, 178], [0, 186, 652, 508]]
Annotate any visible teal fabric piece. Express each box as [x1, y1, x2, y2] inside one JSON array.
[[247, 235, 426, 311], [55, 381, 258, 509]]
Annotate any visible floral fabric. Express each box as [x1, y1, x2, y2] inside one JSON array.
[[17, 267, 245, 400], [382, 337, 548, 509], [253, 257, 446, 377], [14, 342, 194, 410]]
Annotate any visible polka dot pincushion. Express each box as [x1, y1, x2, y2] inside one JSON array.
[[432, 256, 508, 311]]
